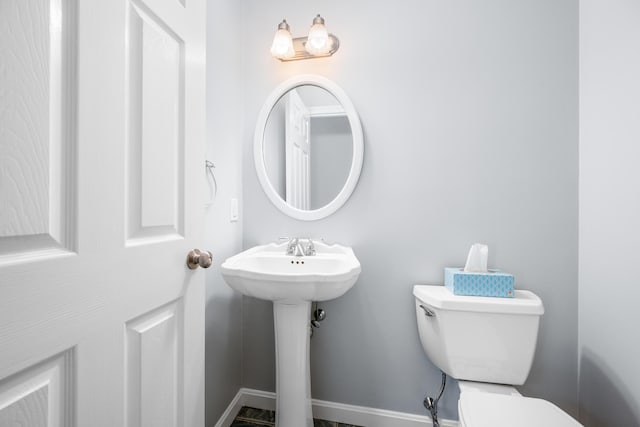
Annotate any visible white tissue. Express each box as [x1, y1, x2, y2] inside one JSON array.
[[463, 243, 489, 273]]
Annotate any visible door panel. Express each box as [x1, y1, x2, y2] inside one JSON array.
[[0, 0, 76, 261], [0, 0, 206, 426], [127, 2, 185, 243], [126, 301, 182, 427], [0, 350, 74, 427]]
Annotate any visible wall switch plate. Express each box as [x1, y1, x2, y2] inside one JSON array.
[[230, 198, 239, 222]]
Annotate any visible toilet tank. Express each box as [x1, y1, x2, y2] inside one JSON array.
[[414, 285, 544, 385]]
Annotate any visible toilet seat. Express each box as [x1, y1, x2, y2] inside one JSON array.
[[458, 392, 582, 427]]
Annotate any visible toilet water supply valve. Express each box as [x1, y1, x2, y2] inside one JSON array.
[[424, 371, 447, 427]]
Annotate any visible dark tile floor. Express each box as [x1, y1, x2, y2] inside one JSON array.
[[230, 406, 362, 427]]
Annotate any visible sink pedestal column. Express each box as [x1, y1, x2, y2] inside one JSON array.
[[273, 301, 313, 427]]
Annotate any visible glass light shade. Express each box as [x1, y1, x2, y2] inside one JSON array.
[[270, 28, 294, 59], [305, 22, 330, 55]]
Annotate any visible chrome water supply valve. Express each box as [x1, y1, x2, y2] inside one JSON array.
[[310, 302, 326, 330]]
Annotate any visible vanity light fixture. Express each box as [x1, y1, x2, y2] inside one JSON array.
[[270, 15, 340, 61]]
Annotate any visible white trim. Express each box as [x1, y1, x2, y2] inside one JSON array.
[[213, 388, 458, 427], [212, 388, 244, 427], [239, 388, 277, 412], [253, 74, 364, 221], [307, 104, 346, 118]]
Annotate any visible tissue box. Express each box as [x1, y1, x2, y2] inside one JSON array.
[[444, 267, 514, 298]]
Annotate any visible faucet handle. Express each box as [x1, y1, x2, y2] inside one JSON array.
[[304, 239, 315, 255], [299, 238, 317, 256], [282, 237, 299, 255]]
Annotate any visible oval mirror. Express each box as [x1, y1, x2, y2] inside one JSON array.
[[254, 75, 363, 221]]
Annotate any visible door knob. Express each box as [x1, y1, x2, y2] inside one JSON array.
[[187, 249, 213, 269]]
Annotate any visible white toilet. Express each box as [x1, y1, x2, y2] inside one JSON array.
[[413, 285, 582, 427]]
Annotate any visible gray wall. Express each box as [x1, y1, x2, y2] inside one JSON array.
[[578, 1, 640, 425], [310, 116, 352, 209], [240, 0, 578, 420], [205, 0, 244, 424]]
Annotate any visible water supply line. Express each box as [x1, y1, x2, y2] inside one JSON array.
[[424, 371, 447, 427]]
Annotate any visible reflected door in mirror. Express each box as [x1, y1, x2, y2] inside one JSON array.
[[285, 90, 311, 209]]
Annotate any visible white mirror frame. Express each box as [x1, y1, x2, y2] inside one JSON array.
[[254, 75, 364, 221]]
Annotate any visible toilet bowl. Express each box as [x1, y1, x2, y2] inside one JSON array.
[[413, 285, 581, 427], [457, 381, 580, 427]]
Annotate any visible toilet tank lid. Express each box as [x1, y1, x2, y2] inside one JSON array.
[[458, 392, 582, 427], [413, 285, 544, 315]]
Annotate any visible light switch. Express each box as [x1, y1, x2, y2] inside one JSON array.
[[230, 198, 239, 222]]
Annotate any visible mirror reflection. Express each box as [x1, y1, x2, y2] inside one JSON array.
[[263, 85, 354, 211]]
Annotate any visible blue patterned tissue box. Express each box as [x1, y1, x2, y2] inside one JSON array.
[[444, 267, 514, 298]]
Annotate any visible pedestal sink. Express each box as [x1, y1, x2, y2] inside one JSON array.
[[221, 240, 361, 427]]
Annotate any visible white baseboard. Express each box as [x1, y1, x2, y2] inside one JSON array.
[[214, 388, 458, 427]]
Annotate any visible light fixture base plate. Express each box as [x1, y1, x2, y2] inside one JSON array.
[[277, 34, 340, 62]]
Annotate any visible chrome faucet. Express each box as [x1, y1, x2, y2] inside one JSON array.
[[285, 238, 302, 256], [283, 237, 316, 256]]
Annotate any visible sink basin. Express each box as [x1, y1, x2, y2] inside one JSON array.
[[220, 240, 361, 427], [220, 241, 361, 303]]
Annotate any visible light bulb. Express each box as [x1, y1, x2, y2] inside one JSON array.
[[270, 20, 294, 59], [305, 15, 330, 55]]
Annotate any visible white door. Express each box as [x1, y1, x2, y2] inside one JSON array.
[[285, 90, 311, 210], [0, 0, 206, 426]]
